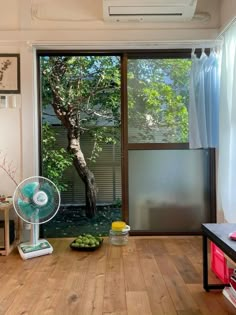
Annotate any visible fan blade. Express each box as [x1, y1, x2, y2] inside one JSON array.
[[40, 182, 55, 204], [21, 182, 39, 199], [18, 198, 37, 219], [37, 198, 55, 219]]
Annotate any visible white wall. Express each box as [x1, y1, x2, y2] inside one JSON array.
[[0, 0, 20, 30], [0, 44, 21, 196], [0, 108, 21, 195]]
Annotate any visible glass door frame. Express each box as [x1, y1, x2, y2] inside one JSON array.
[[121, 50, 216, 234]]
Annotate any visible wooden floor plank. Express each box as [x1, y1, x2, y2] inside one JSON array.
[[171, 255, 201, 284], [71, 243, 107, 315], [32, 251, 90, 314], [137, 240, 177, 315], [187, 283, 234, 315], [135, 238, 153, 256], [162, 238, 183, 256], [122, 239, 146, 292], [123, 253, 146, 291], [215, 289, 236, 315], [148, 239, 168, 256], [103, 241, 127, 314], [156, 254, 200, 313], [5, 270, 52, 315], [188, 283, 235, 315], [0, 236, 235, 315], [126, 291, 152, 315]]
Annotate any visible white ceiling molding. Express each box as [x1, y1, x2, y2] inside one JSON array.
[[0, 28, 219, 43], [218, 16, 236, 38]]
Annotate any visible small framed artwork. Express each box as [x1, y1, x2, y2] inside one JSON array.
[[0, 54, 20, 94]]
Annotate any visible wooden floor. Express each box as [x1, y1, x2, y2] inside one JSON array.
[[0, 236, 236, 315]]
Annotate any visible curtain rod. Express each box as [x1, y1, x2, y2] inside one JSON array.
[[29, 40, 223, 50]]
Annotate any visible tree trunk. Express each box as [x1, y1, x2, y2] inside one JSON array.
[[69, 137, 97, 218], [73, 158, 97, 218], [51, 93, 97, 218]]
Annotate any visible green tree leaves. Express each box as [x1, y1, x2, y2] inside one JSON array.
[[42, 123, 72, 191], [128, 58, 191, 143], [40, 55, 121, 211]]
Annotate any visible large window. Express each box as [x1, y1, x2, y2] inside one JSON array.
[[38, 50, 216, 237], [38, 54, 122, 237]]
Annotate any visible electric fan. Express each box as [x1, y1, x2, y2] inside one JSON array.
[[13, 176, 60, 260]]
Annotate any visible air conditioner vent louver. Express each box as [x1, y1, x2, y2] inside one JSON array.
[[103, 0, 198, 22]]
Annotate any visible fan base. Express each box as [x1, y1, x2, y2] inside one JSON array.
[[18, 239, 53, 260]]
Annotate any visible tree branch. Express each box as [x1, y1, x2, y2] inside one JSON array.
[[0, 151, 18, 187]]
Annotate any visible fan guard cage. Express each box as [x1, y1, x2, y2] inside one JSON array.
[[13, 176, 61, 224]]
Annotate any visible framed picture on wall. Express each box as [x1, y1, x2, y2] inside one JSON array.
[[0, 54, 20, 94]]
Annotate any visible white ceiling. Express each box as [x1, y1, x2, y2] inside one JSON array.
[[0, 0, 235, 43], [0, 0, 225, 31]]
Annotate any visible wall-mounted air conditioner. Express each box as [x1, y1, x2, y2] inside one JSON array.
[[103, 0, 198, 23]]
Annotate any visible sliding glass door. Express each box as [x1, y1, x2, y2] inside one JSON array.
[[125, 53, 215, 234]]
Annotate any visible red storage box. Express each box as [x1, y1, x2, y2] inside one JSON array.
[[211, 242, 233, 283]]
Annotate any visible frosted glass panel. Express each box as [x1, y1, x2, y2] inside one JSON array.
[[128, 150, 211, 233]]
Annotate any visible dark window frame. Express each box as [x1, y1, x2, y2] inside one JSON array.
[[36, 49, 216, 235]]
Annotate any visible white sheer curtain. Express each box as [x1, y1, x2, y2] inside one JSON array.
[[189, 49, 220, 149], [218, 23, 236, 222]]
